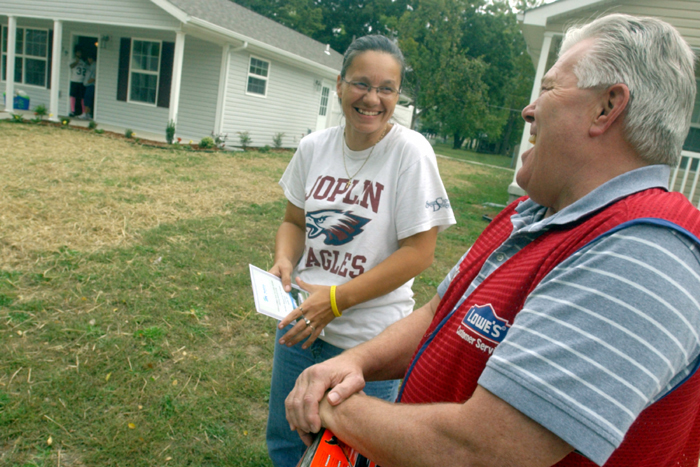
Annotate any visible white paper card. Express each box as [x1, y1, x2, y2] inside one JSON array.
[[249, 264, 308, 321]]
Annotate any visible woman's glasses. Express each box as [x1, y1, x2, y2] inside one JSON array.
[[342, 78, 400, 97]]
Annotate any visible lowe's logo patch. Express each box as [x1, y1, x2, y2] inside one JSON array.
[[462, 304, 510, 344]]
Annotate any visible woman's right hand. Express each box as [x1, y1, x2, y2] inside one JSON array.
[[269, 258, 295, 293]]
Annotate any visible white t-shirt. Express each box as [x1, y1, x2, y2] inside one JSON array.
[[83, 62, 96, 87], [279, 124, 456, 349], [70, 59, 87, 83]]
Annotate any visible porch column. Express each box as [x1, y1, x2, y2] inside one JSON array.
[[4, 15, 17, 113], [214, 44, 231, 135], [507, 32, 555, 202], [168, 31, 186, 126], [49, 19, 62, 122]]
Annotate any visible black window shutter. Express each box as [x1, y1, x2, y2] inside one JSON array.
[[117, 38, 131, 102], [46, 30, 53, 89], [157, 41, 174, 108]]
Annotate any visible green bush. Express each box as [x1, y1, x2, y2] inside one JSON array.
[[199, 136, 215, 149], [11, 113, 24, 123], [211, 132, 228, 149], [94, 128, 105, 134], [33, 104, 48, 119], [88, 120, 98, 130], [237, 131, 252, 151], [125, 128, 134, 138], [259, 145, 271, 153], [273, 132, 285, 149], [166, 120, 176, 144]]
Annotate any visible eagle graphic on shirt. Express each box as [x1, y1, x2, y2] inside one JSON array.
[[306, 209, 371, 246]]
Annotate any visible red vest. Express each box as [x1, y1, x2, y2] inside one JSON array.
[[400, 189, 700, 466]]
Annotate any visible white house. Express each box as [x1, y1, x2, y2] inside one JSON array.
[[0, 0, 348, 148], [511, 0, 700, 206]]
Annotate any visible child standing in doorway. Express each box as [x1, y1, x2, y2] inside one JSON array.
[[69, 46, 87, 117]]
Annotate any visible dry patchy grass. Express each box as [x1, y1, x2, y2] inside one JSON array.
[[0, 121, 511, 466], [0, 123, 288, 270]]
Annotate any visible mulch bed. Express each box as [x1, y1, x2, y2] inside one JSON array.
[[36, 119, 219, 151]]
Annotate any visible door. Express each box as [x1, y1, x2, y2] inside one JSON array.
[[315, 82, 331, 131], [68, 34, 98, 117]]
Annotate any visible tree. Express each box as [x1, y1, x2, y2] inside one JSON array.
[[398, 0, 535, 153], [459, 0, 536, 154]]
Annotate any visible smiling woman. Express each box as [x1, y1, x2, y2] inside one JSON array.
[[264, 35, 457, 467]]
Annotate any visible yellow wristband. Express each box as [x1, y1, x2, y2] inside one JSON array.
[[330, 285, 342, 318]]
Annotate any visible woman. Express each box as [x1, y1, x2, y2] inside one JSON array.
[[266, 35, 456, 467]]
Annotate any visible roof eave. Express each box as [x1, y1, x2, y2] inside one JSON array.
[[150, 0, 339, 77], [150, 0, 190, 23], [521, 0, 608, 27], [186, 16, 340, 77]]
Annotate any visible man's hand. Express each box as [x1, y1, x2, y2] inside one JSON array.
[[285, 355, 366, 440]]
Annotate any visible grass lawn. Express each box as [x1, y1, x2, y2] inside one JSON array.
[[0, 120, 512, 466], [432, 142, 516, 169]]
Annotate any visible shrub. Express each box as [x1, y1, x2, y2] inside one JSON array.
[[211, 131, 228, 150], [88, 120, 98, 130], [33, 104, 48, 119], [237, 131, 252, 151], [166, 120, 176, 144], [125, 129, 134, 138], [30, 117, 43, 124], [199, 136, 215, 149], [11, 113, 24, 123], [272, 132, 285, 149], [259, 145, 271, 153], [94, 128, 105, 134], [61, 117, 71, 127]]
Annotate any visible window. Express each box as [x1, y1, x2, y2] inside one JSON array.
[[129, 39, 160, 105], [247, 56, 269, 96], [117, 38, 173, 108], [318, 86, 329, 116], [1, 26, 49, 87]]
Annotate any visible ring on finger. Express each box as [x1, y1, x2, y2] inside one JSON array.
[[309, 325, 315, 333], [302, 315, 311, 327]]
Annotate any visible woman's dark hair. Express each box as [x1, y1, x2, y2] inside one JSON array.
[[340, 35, 405, 87]]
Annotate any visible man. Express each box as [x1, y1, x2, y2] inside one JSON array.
[[285, 14, 700, 467]]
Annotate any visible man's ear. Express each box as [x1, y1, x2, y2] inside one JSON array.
[[590, 83, 630, 137]]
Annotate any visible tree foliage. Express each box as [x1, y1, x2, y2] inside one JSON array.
[[396, 0, 537, 152]]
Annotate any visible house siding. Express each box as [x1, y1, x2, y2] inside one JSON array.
[[176, 37, 221, 143], [92, 27, 176, 134], [544, 0, 700, 48], [221, 49, 323, 149], [0, 0, 179, 30]]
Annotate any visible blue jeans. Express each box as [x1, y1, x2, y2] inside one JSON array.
[[266, 325, 400, 467]]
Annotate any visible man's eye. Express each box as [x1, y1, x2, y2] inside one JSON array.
[[378, 87, 396, 95], [354, 82, 370, 90]]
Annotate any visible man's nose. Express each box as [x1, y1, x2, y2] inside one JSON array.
[[522, 102, 535, 123]]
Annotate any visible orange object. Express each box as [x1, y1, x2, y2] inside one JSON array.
[[298, 428, 380, 467]]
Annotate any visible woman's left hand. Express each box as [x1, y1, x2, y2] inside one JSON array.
[[278, 278, 337, 349]]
